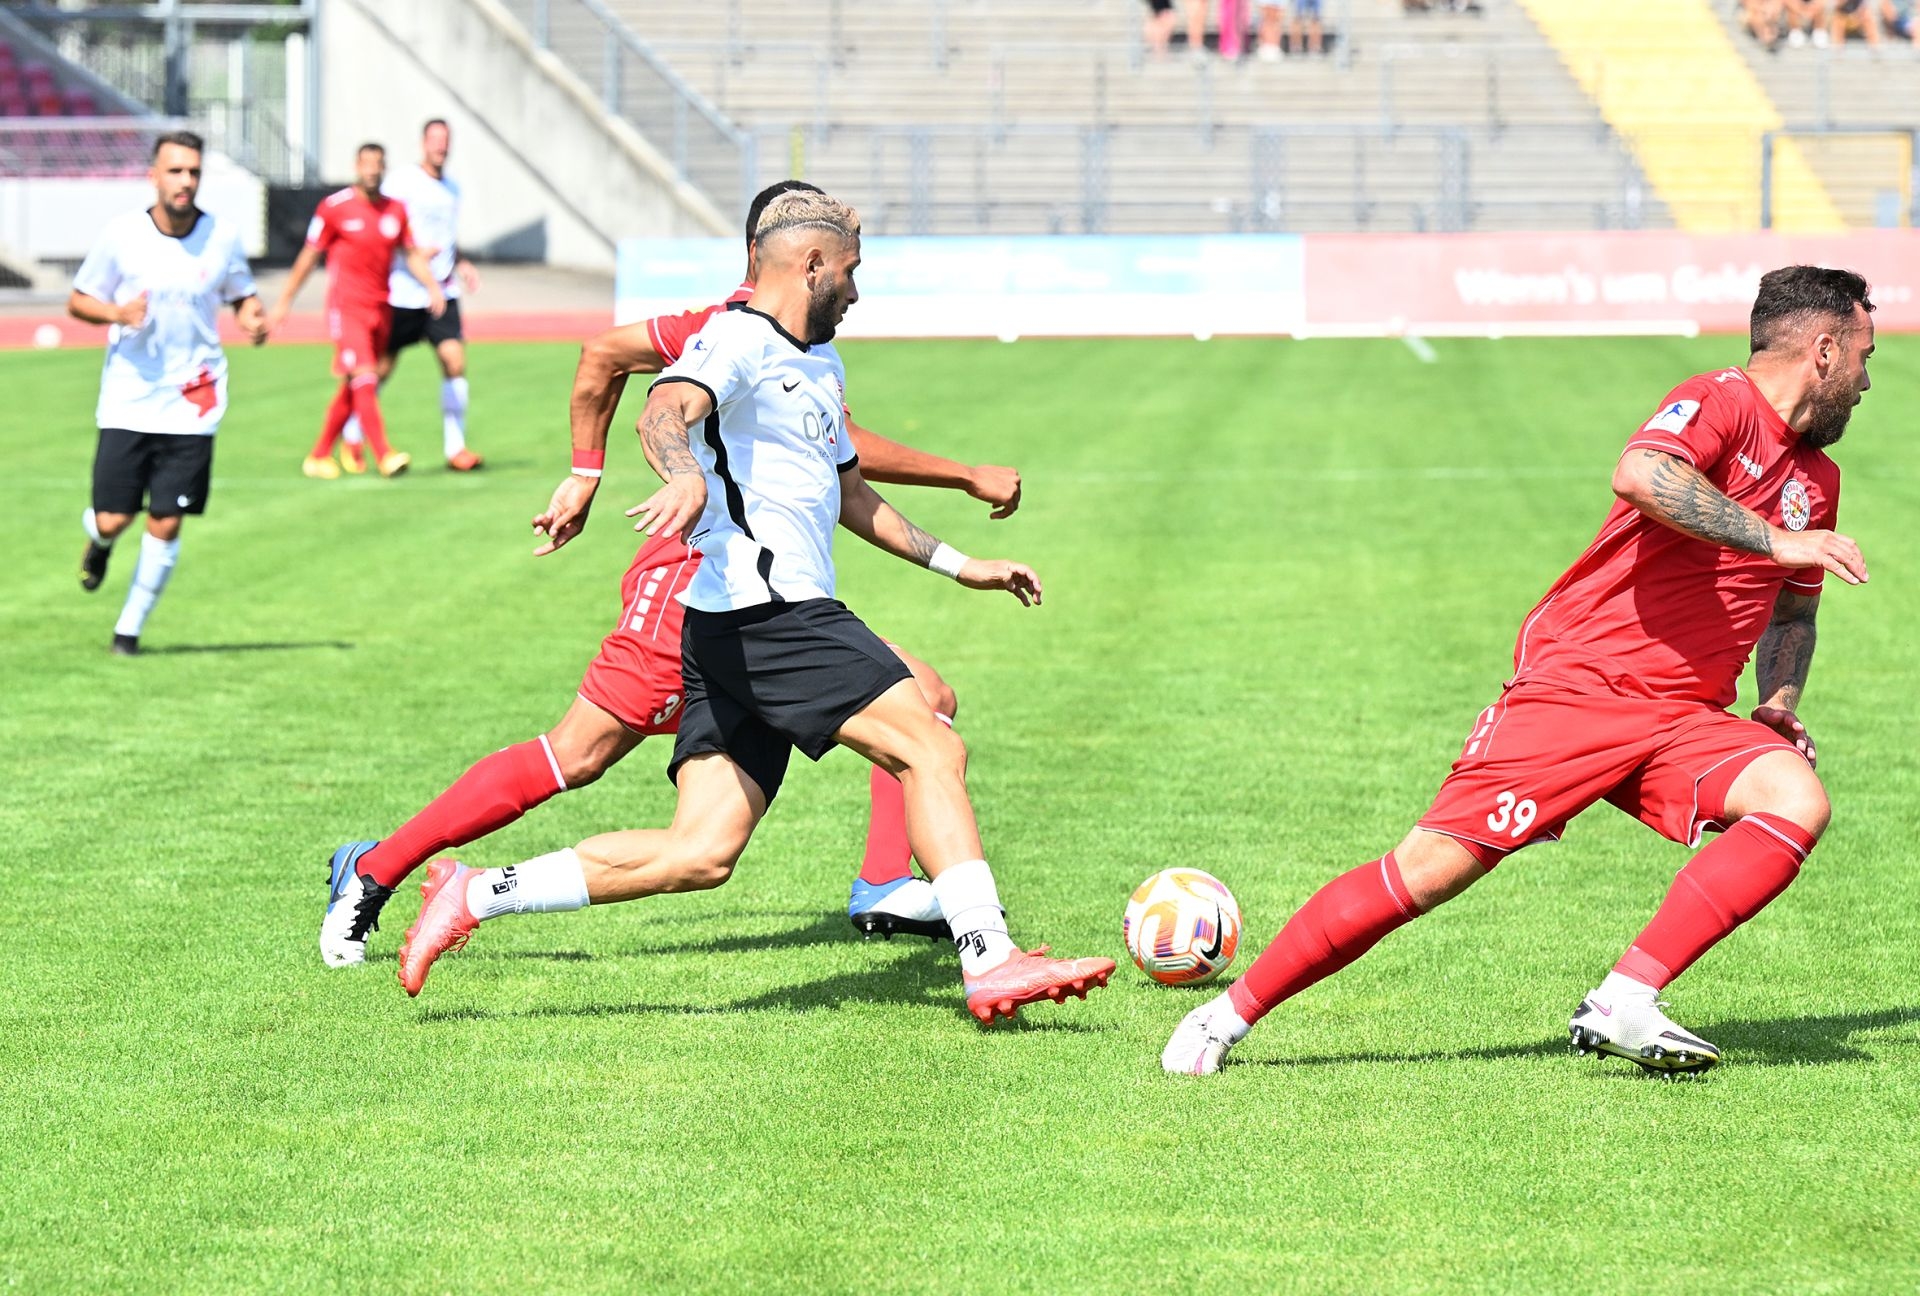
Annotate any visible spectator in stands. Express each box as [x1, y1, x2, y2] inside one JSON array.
[[1879, 0, 1918, 41], [1743, 0, 1787, 48], [1781, 0, 1832, 46], [1143, 0, 1178, 55], [1183, 0, 1244, 57], [1831, 0, 1882, 41], [1256, 0, 1323, 56]]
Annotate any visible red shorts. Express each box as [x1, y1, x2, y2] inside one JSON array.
[[575, 534, 700, 736], [329, 304, 390, 376], [1418, 683, 1803, 866]]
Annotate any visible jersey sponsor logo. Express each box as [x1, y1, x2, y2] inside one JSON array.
[[379, 214, 401, 239], [1780, 478, 1812, 532], [1736, 451, 1764, 479], [1642, 399, 1700, 435], [1713, 368, 1746, 384], [342, 219, 365, 232]]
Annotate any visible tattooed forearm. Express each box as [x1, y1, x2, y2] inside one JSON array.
[[889, 507, 942, 566], [1756, 594, 1819, 711], [1639, 451, 1774, 556], [639, 405, 701, 481]]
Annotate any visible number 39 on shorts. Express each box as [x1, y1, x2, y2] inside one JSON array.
[[1487, 790, 1537, 838]]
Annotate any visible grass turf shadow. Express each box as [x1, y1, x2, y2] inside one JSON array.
[[139, 640, 355, 655], [1251, 1005, 1919, 1071]]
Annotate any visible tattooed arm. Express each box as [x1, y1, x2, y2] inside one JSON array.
[[622, 379, 712, 543], [1612, 449, 1869, 585], [838, 466, 1043, 605], [1752, 588, 1822, 766]]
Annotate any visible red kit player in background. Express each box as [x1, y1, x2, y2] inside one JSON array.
[[1166, 265, 1875, 1077], [267, 143, 445, 479], [318, 180, 1024, 969]]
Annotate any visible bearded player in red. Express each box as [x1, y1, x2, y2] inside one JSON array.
[[1166, 266, 1875, 1077], [319, 181, 1022, 970], [267, 142, 445, 480]]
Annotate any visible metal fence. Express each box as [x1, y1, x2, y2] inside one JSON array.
[[495, 0, 756, 216]]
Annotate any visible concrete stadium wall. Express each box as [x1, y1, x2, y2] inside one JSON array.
[[318, 0, 726, 271], [0, 151, 266, 262]]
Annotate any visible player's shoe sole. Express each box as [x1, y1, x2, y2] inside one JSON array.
[[302, 455, 341, 480], [848, 876, 950, 941], [962, 947, 1114, 1024], [80, 540, 111, 591], [446, 449, 484, 471], [1569, 997, 1720, 1077], [378, 452, 412, 479], [397, 858, 478, 996], [321, 840, 393, 967]]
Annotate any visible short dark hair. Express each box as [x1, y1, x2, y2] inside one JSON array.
[[745, 180, 823, 249], [1750, 265, 1875, 354], [357, 142, 385, 158], [423, 118, 449, 135], [152, 130, 203, 159]]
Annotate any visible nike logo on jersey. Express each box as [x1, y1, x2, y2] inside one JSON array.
[[782, 380, 800, 392]]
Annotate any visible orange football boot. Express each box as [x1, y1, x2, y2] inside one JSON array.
[[962, 946, 1115, 1024], [397, 858, 478, 997], [446, 448, 484, 471]]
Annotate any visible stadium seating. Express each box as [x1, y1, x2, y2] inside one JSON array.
[[0, 37, 151, 178], [580, 0, 1672, 233]]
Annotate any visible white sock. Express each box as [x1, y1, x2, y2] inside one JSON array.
[[442, 376, 469, 457], [83, 508, 112, 547], [465, 848, 591, 921], [930, 858, 1016, 975], [1599, 969, 1658, 1003], [343, 415, 364, 447], [1204, 991, 1252, 1042], [113, 532, 178, 637]]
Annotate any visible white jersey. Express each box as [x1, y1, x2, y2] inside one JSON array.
[[655, 307, 856, 613], [383, 164, 460, 308], [72, 208, 255, 436]]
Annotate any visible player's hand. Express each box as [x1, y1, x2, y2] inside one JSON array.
[[457, 259, 482, 295], [1771, 528, 1867, 586], [427, 289, 447, 319], [967, 464, 1022, 519], [957, 558, 1042, 606], [532, 474, 599, 556], [118, 292, 149, 330], [627, 472, 707, 543], [1751, 705, 1816, 768], [265, 301, 291, 335], [237, 300, 269, 345]]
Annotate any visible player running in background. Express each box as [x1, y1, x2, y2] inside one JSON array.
[[394, 190, 1112, 1023], [1165, 265, 1874, 1077], [318, 181, 1022, 968], [266, 143, 444, 480], [68, 130, 268, 655], [339, 118, 484, 474]]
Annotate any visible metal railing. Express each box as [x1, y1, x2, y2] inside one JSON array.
[[497, 0, 756, 216], [1761, 127, 1920, 229]]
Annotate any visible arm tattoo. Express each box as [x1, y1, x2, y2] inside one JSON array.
[[1756, 591, 1819, 712], [639, 406, 701, 480], [1641, 451, 1774, 556], [897, 512, 941, 566]]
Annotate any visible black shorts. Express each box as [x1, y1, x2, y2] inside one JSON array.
[[668, 598, 912, 804], [388, 298, 463, 353], [91, 427, 215, 517]]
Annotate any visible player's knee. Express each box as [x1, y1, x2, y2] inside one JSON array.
[[552, 741, 614, 789], [904, 721, 968, 782], [1391, 829, 1486, 910], [146, 516, 182, 541], [909, 667, 958, 720], [664, 839, 743, 891], [94, 512, 131, 540], [1744, 773, 1831, 841]]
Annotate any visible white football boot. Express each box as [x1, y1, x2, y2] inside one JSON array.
[[1570, 980, 1721, 1076], [320, 841, 394, 967], [848, 876, 950, 940], [1162, 999, 1250, 1076]]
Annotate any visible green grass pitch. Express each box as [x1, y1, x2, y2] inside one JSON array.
[[1, 333, 1916, 1293]]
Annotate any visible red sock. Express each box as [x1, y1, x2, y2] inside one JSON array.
[[1612, 812, 1814, 990], [312, 381, 353, 458], [857, 713, 951, 885], [358, 738, 568, 888], [348, 375, 395, 459], [1227, 853, 1421, 1026]]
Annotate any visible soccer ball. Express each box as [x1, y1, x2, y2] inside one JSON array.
[[1122, 868, 1241, 985]]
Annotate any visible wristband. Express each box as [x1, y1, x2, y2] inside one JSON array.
[[928, 542, 970, 580], [571, 449, 605, 479]]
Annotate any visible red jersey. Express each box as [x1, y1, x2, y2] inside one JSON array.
[[1509, 366, 1839, 709], [305, 188, 415, 314], [645, 282, 752, 363]]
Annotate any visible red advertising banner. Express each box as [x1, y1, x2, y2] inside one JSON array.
[[1303, 230, 1920, 335]]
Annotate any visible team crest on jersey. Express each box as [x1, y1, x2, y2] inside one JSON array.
[[379, 214, 401, 239], [1642, 399, 1699, 435], [1780, 478, 1811, 532]]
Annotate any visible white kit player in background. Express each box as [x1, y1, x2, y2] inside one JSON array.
[[341, 117, 484, 472], [67, 130, 268, 656]]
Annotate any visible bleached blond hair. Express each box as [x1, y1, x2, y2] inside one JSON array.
[[753, 190, 861, 246]]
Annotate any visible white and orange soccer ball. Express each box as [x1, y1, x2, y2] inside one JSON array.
[[1122, 867, 1241, 985]]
